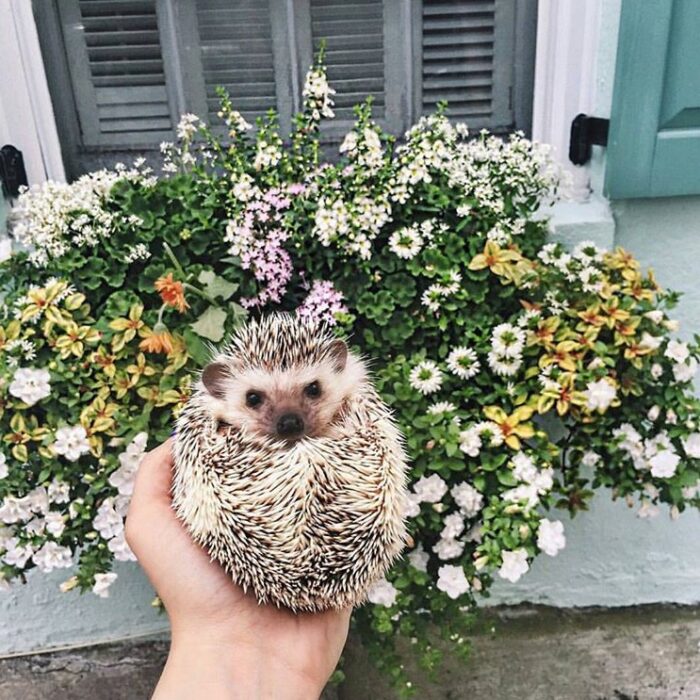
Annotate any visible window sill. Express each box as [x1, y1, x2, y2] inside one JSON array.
[[538, 195, 615, 249]]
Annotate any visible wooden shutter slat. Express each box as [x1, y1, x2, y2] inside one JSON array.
[[99, 117, 172, 132], [82, 15, 157, 31], [79, 0, 158, 16], [94, 85, 168, 104], [423, 1, 494, 15]]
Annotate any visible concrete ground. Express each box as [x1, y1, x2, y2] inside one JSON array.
[[1, 605, 699, 699]]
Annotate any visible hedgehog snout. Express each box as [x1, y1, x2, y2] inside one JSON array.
[[276, 412, 305, 438]]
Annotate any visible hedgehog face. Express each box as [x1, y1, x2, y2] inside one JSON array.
[[201, 339, 367, 443]]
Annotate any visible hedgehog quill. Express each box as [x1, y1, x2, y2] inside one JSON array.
[[172, 313, 409, 612]]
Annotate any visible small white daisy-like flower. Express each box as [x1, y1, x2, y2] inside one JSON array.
[[447, 346, 480, 379], [409, 360, 443, 395], [487, 351, 523, 377], [388, 226, 422, 259]]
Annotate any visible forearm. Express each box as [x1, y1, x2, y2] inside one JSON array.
[[152, 636, 324, 700]]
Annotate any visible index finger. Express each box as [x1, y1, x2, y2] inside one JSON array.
[[130, 438, 175, 510]]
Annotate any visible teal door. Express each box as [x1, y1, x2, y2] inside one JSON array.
[[606, 0, 700, 199]]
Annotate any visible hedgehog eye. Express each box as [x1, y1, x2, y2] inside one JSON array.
[[304, 381, 321, 399], [245, 391, 263, 408]]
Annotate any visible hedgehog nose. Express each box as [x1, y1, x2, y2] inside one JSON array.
[[277, 413, 304, 437]]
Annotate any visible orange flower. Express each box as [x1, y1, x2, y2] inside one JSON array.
[[139, 329, 175, 355], [155, 273, 189, 313]]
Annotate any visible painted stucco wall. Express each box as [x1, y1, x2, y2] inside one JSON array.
[[2, 0, 700, 657]]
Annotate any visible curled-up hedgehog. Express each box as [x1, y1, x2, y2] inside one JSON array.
[[172, 313, 409, 612]]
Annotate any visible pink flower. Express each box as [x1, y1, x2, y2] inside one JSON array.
[[296, 280, 348, 326]]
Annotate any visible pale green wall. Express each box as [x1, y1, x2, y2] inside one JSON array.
[[2, 0, 700, 656]]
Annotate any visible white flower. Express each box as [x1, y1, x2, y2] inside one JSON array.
[[491, 323, 525, 357], [108, 432, 148, 496], [108, 531, 136, 562], [682, 433, 700, 459], [437, 564, 470, 599], [32, 542, 73, 572], [537, 519, 566, 556], [647, 405, 661, 422], [9, 367, 51, 406], [53, 425, 91, 462], [0, 453, 7, 480], [0, 496, 32, 523], [407, 545, 429, 572], [441, 512, 465, 539], [447, 347, 481, 379], [44, 512, 66, 538], [531, 468, 554, 493], [367, 578, 398, 607], [409, 360, 443, 395], [650, 363, 663, 380], [649, 449, 680, 478], [389, 226, 422, 259], [498, 548, 529, 583], [458, 427, 482, 457], [451, 482, 483, 518], [644, 310, 664, 324], [502, 483, 540, 510], [637, 500, 660, 519], [92, 572, 118, 598], [93, 498, 123, 540], [176, 113, 199, 140], [413, 474, 448, 503], [673, 357, 698, 383], [2, 538, 33, 568], [665, 339, 690, 364], [487, 351, 522, 377], [403, 492, 421, 519], [512, 452, 537, 483], [639, 332, 662, 351], [584, 378, 617, 412], [427, 401, 457, 415], [48, 479, 70, 504], [433, 537, 464, 560], [665, 319, 680, 332], [581, 450, 601, 468]]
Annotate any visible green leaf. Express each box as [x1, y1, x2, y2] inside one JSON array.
[[190, 305, 228, 342], [229, 301, 248, 327], [198, 269, 239, 301]]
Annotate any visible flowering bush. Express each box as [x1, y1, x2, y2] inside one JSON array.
[[2, 55, 700, 693]]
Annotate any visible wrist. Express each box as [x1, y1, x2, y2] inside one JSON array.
[[155, 629, 324, 700]]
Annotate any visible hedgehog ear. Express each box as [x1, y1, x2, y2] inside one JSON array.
[[202, 362, 229, 399], [328, 339, 348, 372]]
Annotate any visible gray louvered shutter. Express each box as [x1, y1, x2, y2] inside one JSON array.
[[56, 0, 175, 146], [309, 0, 385, 122], [193, 0, 279, 127], [419, 0, 518, 131]]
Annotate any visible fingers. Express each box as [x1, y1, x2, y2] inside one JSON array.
[[131, 438, 175, 507], [126, 438, 175, 549]]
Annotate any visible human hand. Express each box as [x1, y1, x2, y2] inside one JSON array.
[[125, 439, 352, 700]]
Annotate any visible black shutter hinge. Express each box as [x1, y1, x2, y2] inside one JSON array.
[[569, 114, 609, 166], [0, 145, 29, 199]]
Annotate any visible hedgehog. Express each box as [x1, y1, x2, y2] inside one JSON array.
[[172, 313, 409, 612]]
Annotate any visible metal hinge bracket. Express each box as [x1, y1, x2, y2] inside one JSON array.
[[569, 114, 609, 166]]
